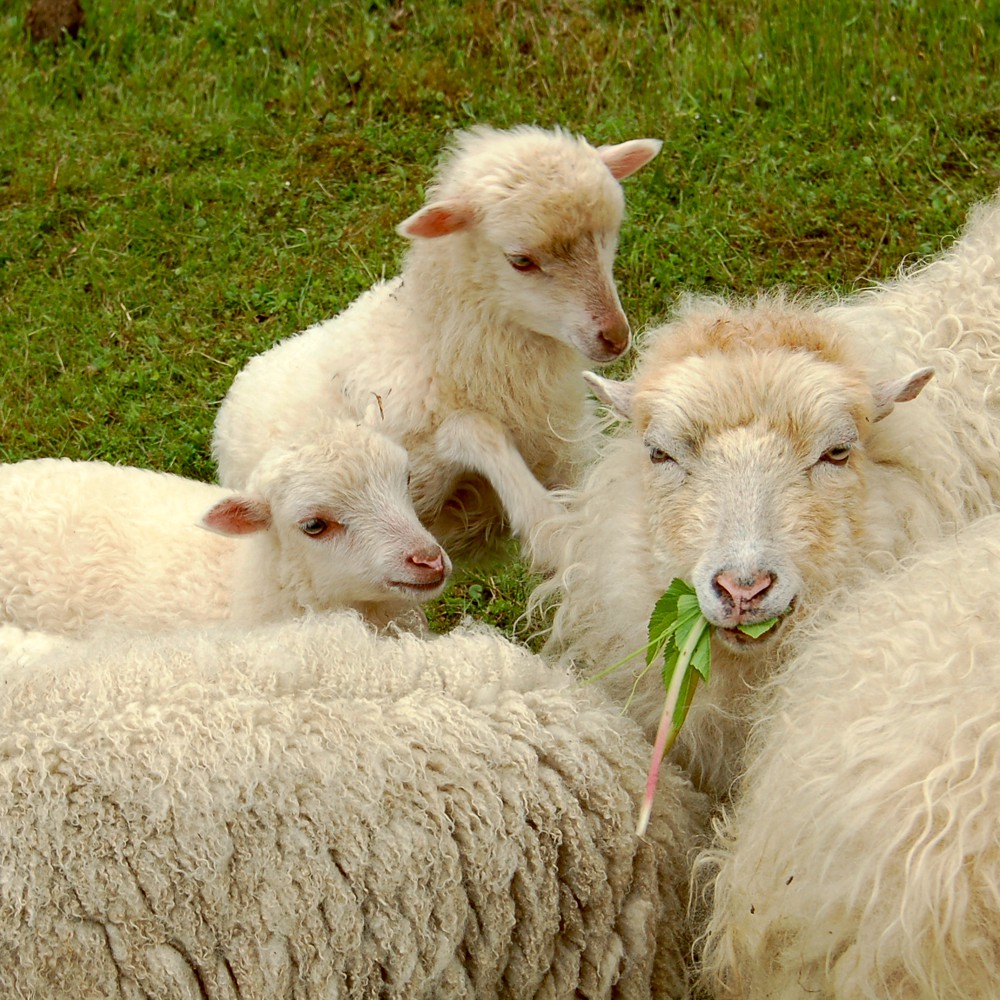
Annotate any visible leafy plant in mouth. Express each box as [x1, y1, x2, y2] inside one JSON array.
[[589, 579, 781, 836]]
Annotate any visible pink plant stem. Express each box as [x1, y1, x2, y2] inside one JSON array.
[[635, 620, 706, 836]]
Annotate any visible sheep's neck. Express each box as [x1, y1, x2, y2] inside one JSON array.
[[226, 534, 302, 623]]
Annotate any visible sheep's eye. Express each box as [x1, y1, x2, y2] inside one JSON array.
[[820, 444, 852, 466], [506, 253, 539, 273], [299, 517, 341, 538], [648, 446, 674, 465]]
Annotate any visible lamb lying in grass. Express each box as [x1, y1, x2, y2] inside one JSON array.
[[0, 419, 449, 635], [0, 611, 711, 999], [534, 187, 1000, 801], [212, 124, 662, 564], [698, 513, 1000, 999]]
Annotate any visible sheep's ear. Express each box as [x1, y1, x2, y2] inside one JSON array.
[[598, 138, 663, 180], [584, 371, 635, 422], [397, 199, 477, 239], [201, 496, 272, 536], [872, 366, 934, 422]]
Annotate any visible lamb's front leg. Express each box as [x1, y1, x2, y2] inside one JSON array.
[[434, 411, 567, 567]]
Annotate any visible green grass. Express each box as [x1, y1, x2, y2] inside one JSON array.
[[3, 0, 999, 637]]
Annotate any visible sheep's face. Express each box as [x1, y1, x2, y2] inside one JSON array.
[[635, 351, 869, 649], [275, 438, 452, 607], [489, 224, 632, 364], [587, 301, 932, 657], [206, 425, 452, 608], [398, 126, 664, 364]]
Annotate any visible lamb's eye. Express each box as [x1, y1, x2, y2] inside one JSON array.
[[506, 253, 539, 273], [648, 446, 674, 465], [299, 517, 342, 538], [820, 444, 852, 466]]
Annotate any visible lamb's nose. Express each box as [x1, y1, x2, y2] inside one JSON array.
[[408, 550, 446, 582], [598, 314, 630, 356]]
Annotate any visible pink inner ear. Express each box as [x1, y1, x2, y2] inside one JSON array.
[[397, 200, 475, 239], [598, 138, 663, 180], [202, 496, 271, 536], [872, 366, 935, 421]]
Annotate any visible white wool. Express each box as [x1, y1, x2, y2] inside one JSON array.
[[0, 611, 711, 998], [697, 513, 1000, 999], [0, 420, 450, 635], [533, 188, 1000, 801], [212, 124, 662, 564]]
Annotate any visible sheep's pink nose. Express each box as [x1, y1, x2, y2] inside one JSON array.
[[714, 570, 773, 607], [598, 315, 630, 355], [408, 550, 446, 582]]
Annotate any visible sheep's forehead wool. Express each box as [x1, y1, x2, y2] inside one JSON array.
[[634, 343, 873, 461], [251, 423, 409, 508], [433, 125, 626, 245]]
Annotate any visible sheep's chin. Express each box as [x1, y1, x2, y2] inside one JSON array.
[[574, 336, 628, 365], [387, 580, 447, 599], [714, 614, 789, 652]]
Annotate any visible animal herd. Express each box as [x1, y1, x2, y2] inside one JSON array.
[[3, 123, 1000, 999]]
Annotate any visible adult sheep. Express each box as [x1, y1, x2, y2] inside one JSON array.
[[212, 124, 662, 564], [0, 611, 710, 999], [697, 512, 1000, 999], [533, 188, 1000, 802], [0, 419, 449, 635]]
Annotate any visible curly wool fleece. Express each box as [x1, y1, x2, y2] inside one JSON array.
[[0, 612, 708, 999]]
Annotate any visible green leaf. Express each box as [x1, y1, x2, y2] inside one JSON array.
[[646, 580, 695, 664], [660, 644, 680, 691], [670, 661, 701, 731], [736, 616, 780, 638], [676, 592, 702, 619], [690, 623, 712, 682]]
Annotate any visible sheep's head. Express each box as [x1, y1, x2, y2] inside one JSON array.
[[396, 124, 662, 364], [586, 297, 933, 654], [202, 423, 452, 609]]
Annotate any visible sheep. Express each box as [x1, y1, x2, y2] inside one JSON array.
[[0, 610, 712, 999], [0, 623, 69, 665], [212, 124, 663, 564], [532, 187, 1000, 802], [697, 512, 1000, 999], [0, 418, 450, 635]]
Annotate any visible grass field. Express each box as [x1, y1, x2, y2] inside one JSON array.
[[2, 0, 999, 637]]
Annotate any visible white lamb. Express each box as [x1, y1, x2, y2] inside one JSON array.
[[533, 188, 1000, 802], [698, 512, 1000, 999], [0, 419, 450, 635], [0, 611, 711, 999], [212, 124, 662, 563]]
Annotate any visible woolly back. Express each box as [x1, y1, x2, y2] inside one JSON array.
[[0, 613, 709, 999], [698, 514, 1000, 998]]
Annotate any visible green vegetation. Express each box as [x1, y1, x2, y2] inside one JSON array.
[[3, 0, 999, 637]]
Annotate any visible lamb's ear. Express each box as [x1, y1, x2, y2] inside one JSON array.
[[598, 138, 663, 180], [201, 496, 272, 536], [872, 366, 934, 422], [397, 199, 477, 239], [584, 371, 635, 422]]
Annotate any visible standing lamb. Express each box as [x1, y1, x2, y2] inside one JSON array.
[[697, 513, 1000, 999], [533, 187, 1000, 802], [0, 611, 711, 999], [0, 419, 450, 635], [212, 124, 662, 563]]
